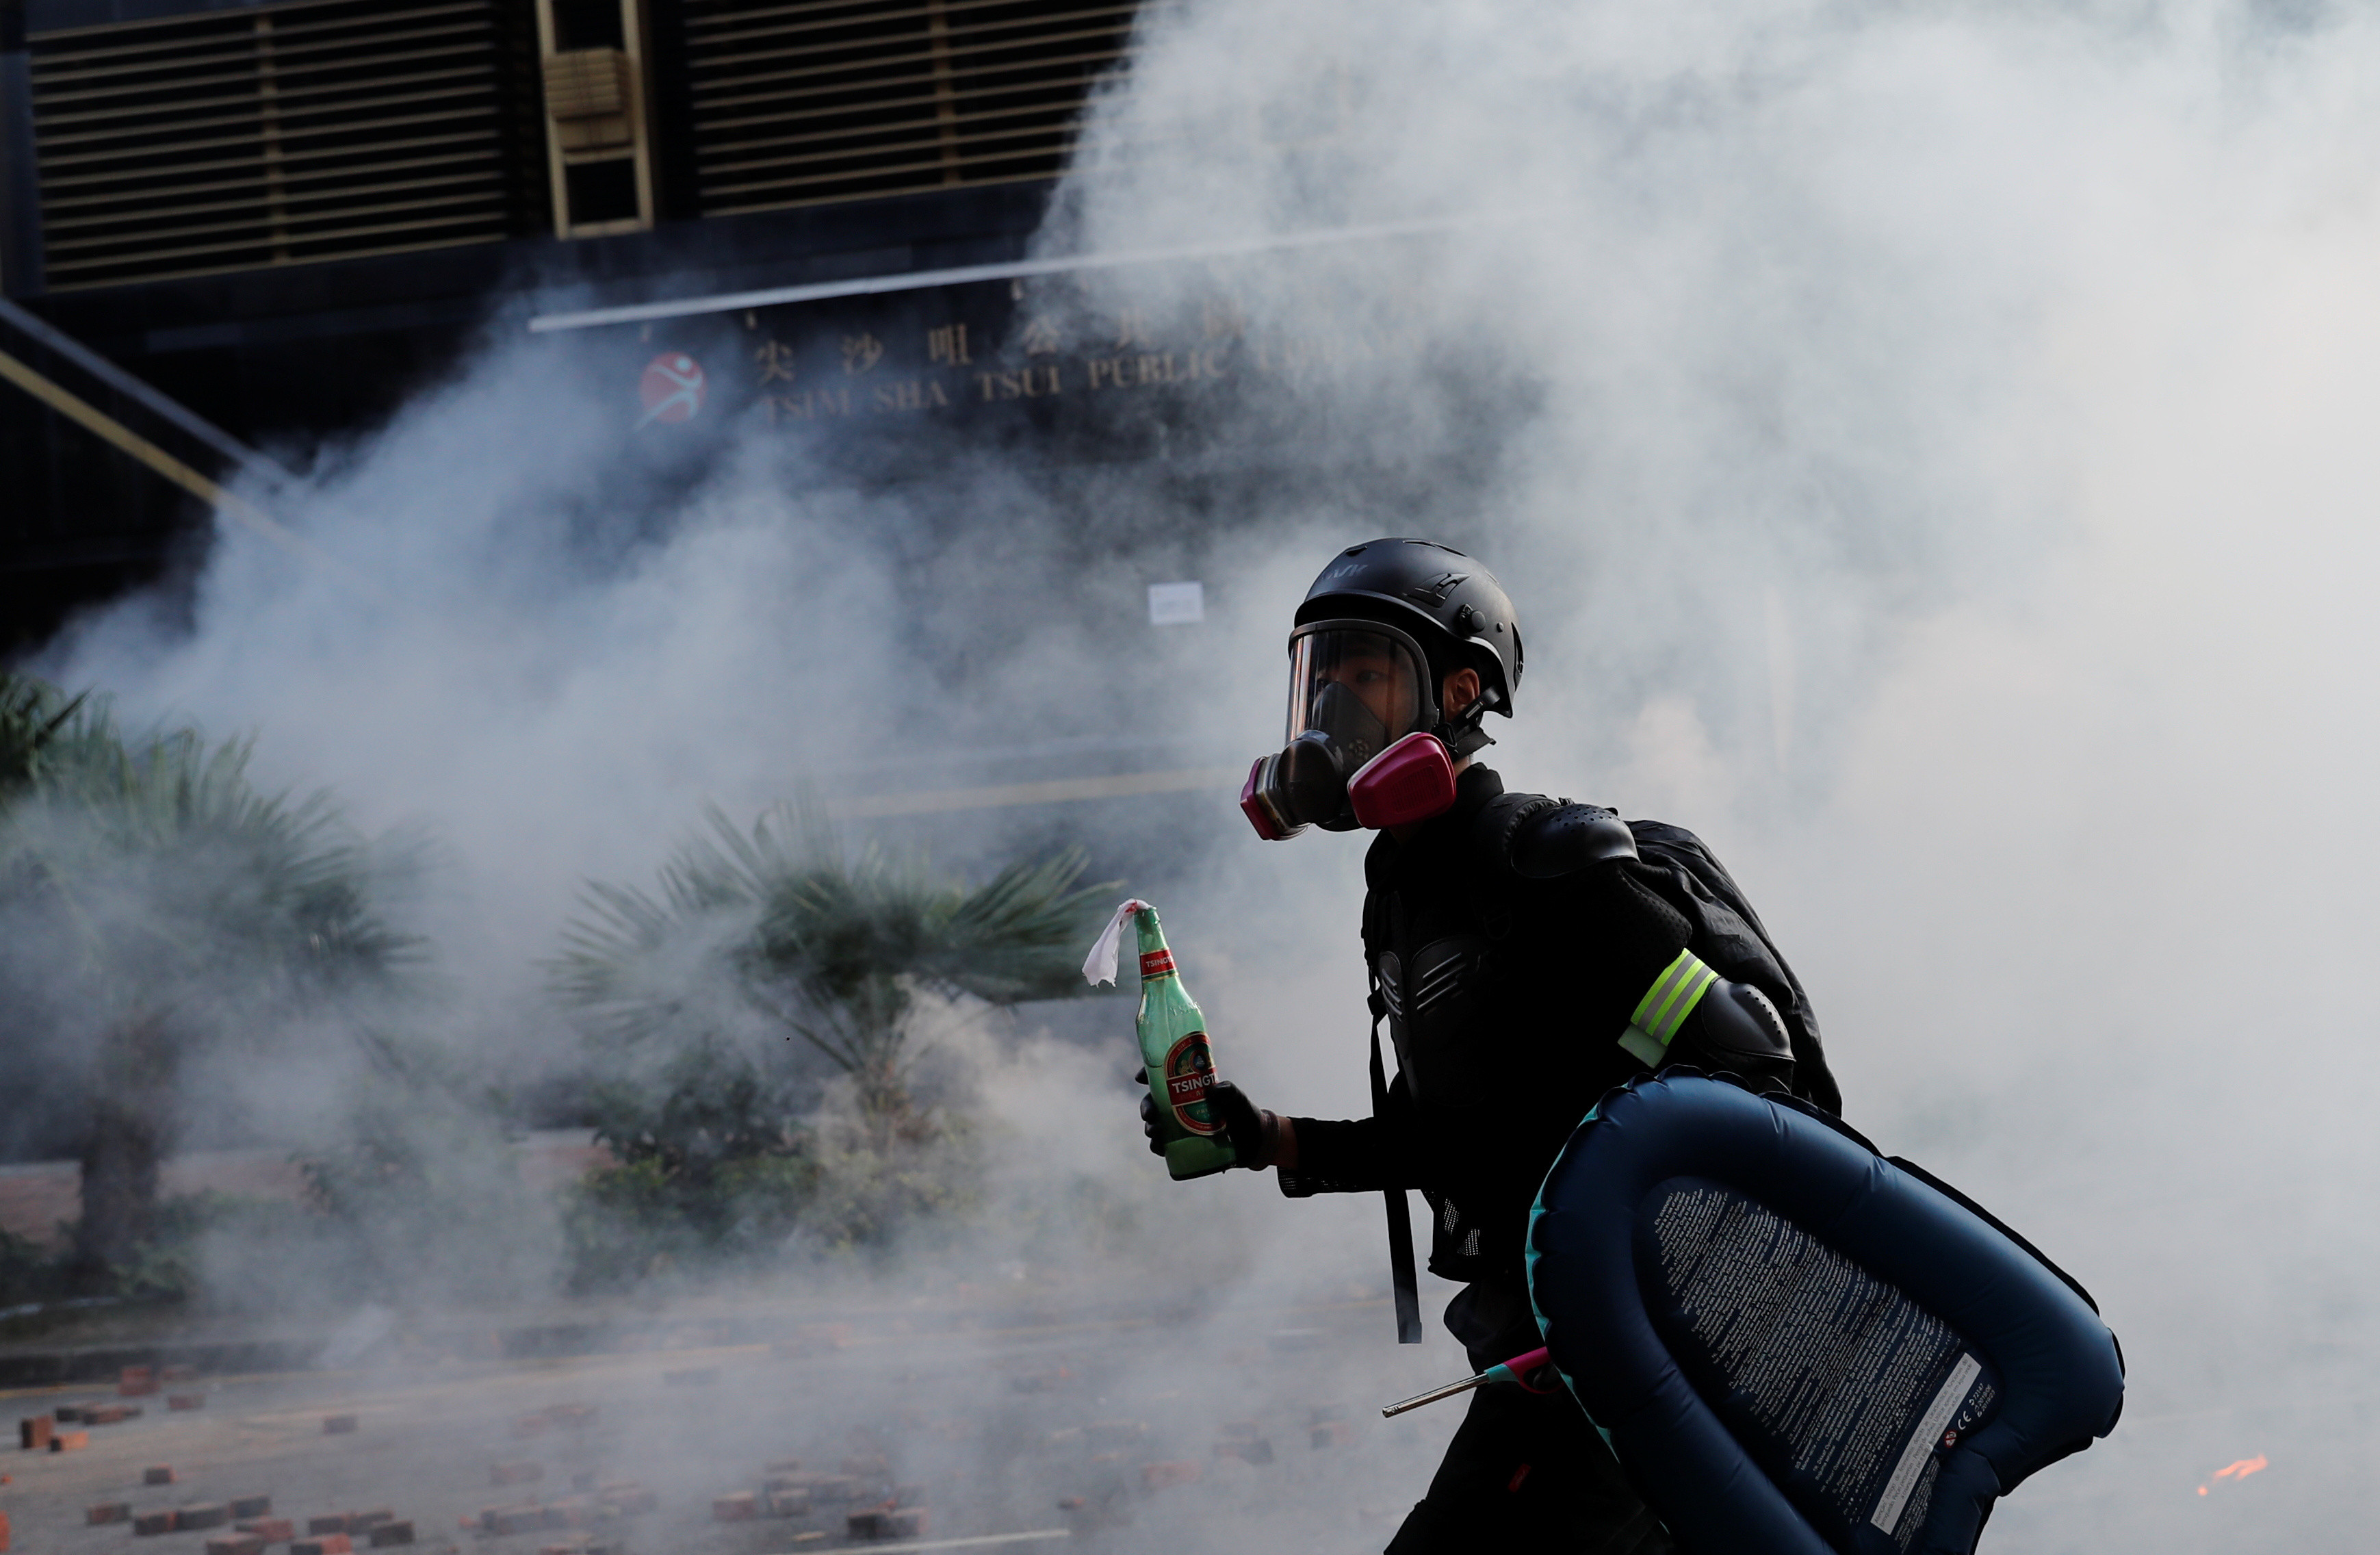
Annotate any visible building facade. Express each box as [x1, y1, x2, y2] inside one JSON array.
[[0, 0, 1151, 643]]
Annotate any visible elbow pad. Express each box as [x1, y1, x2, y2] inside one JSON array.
[[1617, 951, 1796, 1095]]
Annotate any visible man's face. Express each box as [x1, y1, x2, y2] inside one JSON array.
[[1311, 644, 1420, 735]]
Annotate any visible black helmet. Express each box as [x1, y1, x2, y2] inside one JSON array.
[[1295, 538, 1523, 753], [1241, 538, 1525, 840]]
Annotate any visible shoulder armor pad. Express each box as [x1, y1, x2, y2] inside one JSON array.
[[1502, 797, 1639, 879]]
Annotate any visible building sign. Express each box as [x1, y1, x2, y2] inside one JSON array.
[[604, 272, 1419, 478]]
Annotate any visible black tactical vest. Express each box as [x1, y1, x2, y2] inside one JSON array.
[[1361, 766, 1837, 1289]]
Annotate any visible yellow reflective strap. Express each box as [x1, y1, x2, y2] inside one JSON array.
[[1635, 959, 1693, 1033], [1617, 1025, 1668, 1067], [1627, 949, 1720, 1046], [1633, 956, 1686, 1031], [1655, 962, 1719, 1040], [1672, 964, 1719, 1037]]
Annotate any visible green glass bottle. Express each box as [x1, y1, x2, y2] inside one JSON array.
[[1133, 905, 1237, 1181]]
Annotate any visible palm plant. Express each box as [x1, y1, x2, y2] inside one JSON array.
[[0, 670, 83, 797], [557, 801, 1110, 1140], [0, 704, 415, 1289]]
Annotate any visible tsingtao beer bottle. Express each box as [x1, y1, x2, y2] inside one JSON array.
[[1133, 905, 1237, 1181]]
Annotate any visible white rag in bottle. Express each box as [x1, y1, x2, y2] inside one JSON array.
[[1081, 898, 1154, 986]]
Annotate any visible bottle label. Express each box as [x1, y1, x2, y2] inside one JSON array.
[[1164, 1033, 1221, 1135], [1139, 948, 1176, 979]]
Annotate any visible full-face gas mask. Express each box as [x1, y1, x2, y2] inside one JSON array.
[[1239, 619, 1462, 839]]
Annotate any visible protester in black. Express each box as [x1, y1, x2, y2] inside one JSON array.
[[1146, 539, 1840, 1554]]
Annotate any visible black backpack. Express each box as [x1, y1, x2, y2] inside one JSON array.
[[1364, 792, 1844, 1341], [1465, 792, 1841, 1114]]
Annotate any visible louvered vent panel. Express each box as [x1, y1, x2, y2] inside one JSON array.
[[29, 0, 541, 292], [680, 0, 1149, 216]]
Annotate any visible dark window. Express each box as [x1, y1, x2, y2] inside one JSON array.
[[565, 157, 638, 224], [551, 0, 626, 53]]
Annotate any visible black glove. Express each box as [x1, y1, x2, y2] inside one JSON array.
[[1204, 1079, 1283, 1169], [1133, 1069, 1282, 1168], [1133, 1066, 1165, 1157]]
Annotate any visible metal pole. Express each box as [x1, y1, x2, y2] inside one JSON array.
[[1382, 1370, 1494, 1419], [0, 344, 330, 567], [0, 297, 294, 486]]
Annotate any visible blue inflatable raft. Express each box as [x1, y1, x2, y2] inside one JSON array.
[[1527, 1072, 2123, 1555]]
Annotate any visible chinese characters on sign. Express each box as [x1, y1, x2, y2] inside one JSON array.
[[927, 324, 971, 365], [841, 333, 885, 375], [636, 290, 1413, 431], [753, 339, 795, 385], [1018, 316, 1062, 356]]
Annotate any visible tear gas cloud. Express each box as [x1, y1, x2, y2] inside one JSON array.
[[27, 0, 2380, 1547]]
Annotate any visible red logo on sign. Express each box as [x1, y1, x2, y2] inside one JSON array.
[[1139, 948, 1176, 979], [638, 353, 706, 426]]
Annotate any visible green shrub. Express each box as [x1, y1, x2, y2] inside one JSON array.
[[552, 806, 1109, 1284], [560, 1040, 817, 1288], [0, 1225, 64, 1309]]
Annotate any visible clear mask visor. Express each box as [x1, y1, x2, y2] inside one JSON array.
[[1286, 627, 1431, 773]]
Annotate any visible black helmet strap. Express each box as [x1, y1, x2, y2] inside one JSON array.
[[1438, 703, 1496, 759]]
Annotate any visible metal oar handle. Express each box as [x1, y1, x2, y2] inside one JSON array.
[[1380, 1346, 1555, 1417]]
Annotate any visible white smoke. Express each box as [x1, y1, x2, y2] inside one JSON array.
[[25, 0, 2380, 1545]]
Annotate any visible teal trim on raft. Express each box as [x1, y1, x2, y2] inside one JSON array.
[[1531, 1087, 1631, 1460], [1528, 1131, 1581, 1409]]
